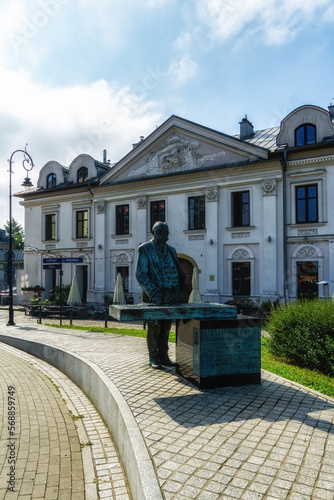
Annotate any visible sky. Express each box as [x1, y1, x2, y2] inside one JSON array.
[[1, 0, 334, 229]]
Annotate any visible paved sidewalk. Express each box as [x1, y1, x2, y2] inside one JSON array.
[[0, 344, 85, 500], [1, 310, 334, 499]]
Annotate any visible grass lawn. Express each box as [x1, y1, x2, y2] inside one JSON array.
[[46, 324, 334, 399]]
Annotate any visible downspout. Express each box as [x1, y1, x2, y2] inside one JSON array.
[[281, 150, 288, 303]]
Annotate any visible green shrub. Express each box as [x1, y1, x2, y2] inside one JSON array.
[[50, 285, 71, 305], [257, 299, 280, 318], [266, 298, 334, 375]]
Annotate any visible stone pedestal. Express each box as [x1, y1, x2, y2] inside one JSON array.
[[176, 317, 261, 388], [109, 304, 261, 388]]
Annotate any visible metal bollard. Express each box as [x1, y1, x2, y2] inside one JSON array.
[[105, 306, 108, 328]]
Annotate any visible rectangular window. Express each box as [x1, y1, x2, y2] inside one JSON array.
[[188, 196, 205, 230], [76, 210, 88, 238], [232, 191, 250, 227], [116, 266, 129, 292], [297, 261, 318, 299], [116, 205, 129, 235], [232, 262, 250, 296], [45, 214, 56, 241], [150, 200, 165, 231], [296, 185, 318, 223]]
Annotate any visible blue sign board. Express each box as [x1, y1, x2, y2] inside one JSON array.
[[42, 257, 83, 264], [43, 264, 61, 270], [62, 257, 83, 263]]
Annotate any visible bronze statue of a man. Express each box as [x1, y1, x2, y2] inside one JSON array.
[[136, 222, 185, 369]]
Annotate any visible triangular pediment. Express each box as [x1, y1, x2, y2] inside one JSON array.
[[101, 116, 268, 184]]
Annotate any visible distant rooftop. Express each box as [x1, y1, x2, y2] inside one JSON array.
[[235, 126, 280, 151]]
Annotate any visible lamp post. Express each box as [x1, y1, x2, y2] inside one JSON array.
[[7, 146, 34, 326]]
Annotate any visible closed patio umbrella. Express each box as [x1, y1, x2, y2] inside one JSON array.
[[67, 274, 81, 305], [113, 273, 126, 304], [188, 267, 202, 303]]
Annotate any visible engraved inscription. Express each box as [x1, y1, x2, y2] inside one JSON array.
[[194, 327, 261, 377]]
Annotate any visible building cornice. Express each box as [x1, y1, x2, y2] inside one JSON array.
[[287, 155, 334, 168]]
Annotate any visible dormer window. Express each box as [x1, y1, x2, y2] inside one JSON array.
[[77, 167, 88, 183], [295, 124, 316, 147], [46, 173, 56, 189]]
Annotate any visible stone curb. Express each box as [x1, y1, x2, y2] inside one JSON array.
[[0, 334, 163, 500]]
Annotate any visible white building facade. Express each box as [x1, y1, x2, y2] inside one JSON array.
[[18, 104, 334, 306]]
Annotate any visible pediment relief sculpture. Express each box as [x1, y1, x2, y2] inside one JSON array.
[[129, 134, 225, 177]]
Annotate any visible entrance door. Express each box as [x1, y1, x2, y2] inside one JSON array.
[[44, 269, 57, 299], [297, 261, 318, 299], [232, 262, 250, 296], [178, 258, 194, 302], [76, 266, 88, 302]]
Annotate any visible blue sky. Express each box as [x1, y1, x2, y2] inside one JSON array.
[[1, 0, 334, 227]]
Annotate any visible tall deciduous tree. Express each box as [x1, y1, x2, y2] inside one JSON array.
[[4, 219, 24, 250]]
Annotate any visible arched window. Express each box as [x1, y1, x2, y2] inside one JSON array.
[[46, 173, 56, 189], [295, 124, 316, 147], [77, 167, 88, 183]]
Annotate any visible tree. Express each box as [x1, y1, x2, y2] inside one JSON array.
[[4, 219, 24, 250]]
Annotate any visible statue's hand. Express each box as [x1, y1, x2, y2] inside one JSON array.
[[152, 293, 163, 305]]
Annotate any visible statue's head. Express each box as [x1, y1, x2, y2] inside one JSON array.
[[152, 221, 169, 245]]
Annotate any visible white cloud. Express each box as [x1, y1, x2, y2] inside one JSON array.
[[0, 69, 163, 227], [167, 56, 199, 86], [195, 0, 331, 46]]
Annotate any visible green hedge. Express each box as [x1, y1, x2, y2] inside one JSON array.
[[266, 299, 334, 376]]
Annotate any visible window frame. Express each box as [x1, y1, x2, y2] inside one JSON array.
[[150, 200, 166, 231], [188, 195, 205, 231], [295, 124, 316, 147], [232, 190, 250, 227], [45, 213, 56, 241], [46, 173, 57, 189], [295, 184, 318, 224], [115, 204, 130, 235], [76, 209, 89, 239], [77, 167, 88, 184]]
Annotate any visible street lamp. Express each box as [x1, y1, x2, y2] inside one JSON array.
[[7, 146, 34, 326]]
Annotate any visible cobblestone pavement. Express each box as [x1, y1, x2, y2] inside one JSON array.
[[0, 344, 85, 500], [0, 312, 130, 500], [1, 309, 334, 499]]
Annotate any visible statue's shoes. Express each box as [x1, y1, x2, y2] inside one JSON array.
[[149, 359, 162, 369], [160, 355, 176, 367]]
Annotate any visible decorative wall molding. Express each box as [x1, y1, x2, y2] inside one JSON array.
[[96, 201, 105, 214], [188, 235, 205, 241], [297, 229, 318, 236], [129, 134, 225, 177], [136, 195, 147, 209], [261, 178, 277, 196], [205, 186, 219, 202], [231, 232, 250, 239], [231, 249, 250, 259], [296, 246, 318, 258]]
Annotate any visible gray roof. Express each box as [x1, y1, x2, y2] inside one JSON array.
[[0, 250, 24, 262], [235, 126, 280, 151]]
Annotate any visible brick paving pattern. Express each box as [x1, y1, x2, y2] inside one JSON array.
[[0, 339, 131, 500], [1, 310, 334, 499], [0, 345, 85, 500]]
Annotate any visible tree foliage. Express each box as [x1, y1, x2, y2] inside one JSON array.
[[4, 219, 24, 250]]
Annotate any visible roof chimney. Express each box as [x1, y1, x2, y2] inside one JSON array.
[[239, 115, 254, 140], [328, 102, 334, 121]]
